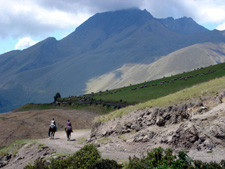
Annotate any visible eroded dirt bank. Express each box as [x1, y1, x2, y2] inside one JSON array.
[[90, 93, 225, 163]]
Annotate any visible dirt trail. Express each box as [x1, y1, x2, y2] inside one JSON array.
[[38, 129, 137, 162], [0, 109, 98, 148], [38, 102, 225, 163], [39, 130, 90, 154]]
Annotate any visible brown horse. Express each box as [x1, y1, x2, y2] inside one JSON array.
[[65, 126, 72, 141], [48, 126, 56, 139]]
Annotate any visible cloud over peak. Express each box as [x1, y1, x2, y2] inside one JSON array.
[[15, 37, 37, 50], [1, 0, 225, 41]]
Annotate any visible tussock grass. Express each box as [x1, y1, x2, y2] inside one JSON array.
[[13, 103, 58, 112], [0, 117, 6, 121], [96, 76, 225, 122], [14, 102, 112, 114], [96, 136, 111, 145]]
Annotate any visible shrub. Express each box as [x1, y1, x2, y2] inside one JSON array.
[[23, 146, 225, 169], [66, 144, 101, 169], [220, 160, 225, 168], [48, 158, 68, 169], [194, 160, 223, 169], [24, 159, 48, 169], [126, 156, 146, 169], [91, 159, 122, 169], [25, 144, 100, 169]]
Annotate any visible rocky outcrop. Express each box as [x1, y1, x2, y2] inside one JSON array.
[[170, 122, 199, 148], [0, 143, 55, 169], [0, 154, 11, 168], [90, 96, 225, 151], [90, 102, 197, 141]]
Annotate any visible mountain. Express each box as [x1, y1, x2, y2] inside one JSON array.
[[0, 8, 225, 113], [85, 42, 225, 92]]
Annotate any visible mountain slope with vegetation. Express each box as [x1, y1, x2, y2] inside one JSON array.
[[18, 61, 225, 115], [85, 42, 225, 92], [1, 71, 225, 168], [1, 8, 225, 113]]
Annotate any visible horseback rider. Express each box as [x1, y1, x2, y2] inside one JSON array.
[[66, 119, 71, 127], [52, 118, 56, 125], [50, 118, 57, 129], [48, 118, 57, 137], [65, 120, 73, 140], [65, 120, 72, 131]]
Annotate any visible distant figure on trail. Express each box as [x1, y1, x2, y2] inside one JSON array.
[[48, 118, 57, 139], [52, 118, 56, 126], [65, 120, 73, 141], [66, 119, 71, 126]]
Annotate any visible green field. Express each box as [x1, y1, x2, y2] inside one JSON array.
[[16, 62, 225, 113], [60, 62, 225, 105], [89, 63, 225, 103], [97, 75, 225, 122]]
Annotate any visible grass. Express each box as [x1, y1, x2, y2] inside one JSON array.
[[38, 143, 46, 150], [0, 139, 37, 157], [15, 62, 225, 114], [77, 137, 87, 144], [0, 117, 6, 121], [14, 102, 113, 114], [13, 103, 58, 112], [96, 76, 225, 122], [90, 63, 225, 104], [96, 136, 111, 145]]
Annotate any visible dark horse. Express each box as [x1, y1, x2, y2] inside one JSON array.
[[65, 126, 72, 141], [48, 126, 56, 139]]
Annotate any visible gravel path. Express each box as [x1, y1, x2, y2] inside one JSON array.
[[38, 129, 137, 162], [38, 103, 225, 163]]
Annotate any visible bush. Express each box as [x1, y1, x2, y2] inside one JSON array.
[[23, 146, 225, 169], [48, 158, 68, 169], [126, 156, 146, 169], [91, 159, 122, 169], [125, 147, 224, 169], [25, 144, 101, 169], [220, 160, 225, 168], [24, 159, 48, 169], [67, 144, 101, 169], [194, 160, 223, 169]]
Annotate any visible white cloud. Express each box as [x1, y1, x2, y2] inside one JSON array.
[[0, 0, 91, 38], [1, 0, 225, 39], [140, 0, 225, 26], [15, 37, 38, 50], [216, 22, 225, 31]]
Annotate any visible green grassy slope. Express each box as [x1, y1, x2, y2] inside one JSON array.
[[57, 62, 225, 108], [15, 62, 225, 113], [97, 75, 225, 122], [88, 62, 225, 103], [85, 42, 225, 93]]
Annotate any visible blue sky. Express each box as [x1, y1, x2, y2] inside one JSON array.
[[1, 0, 225, 55]]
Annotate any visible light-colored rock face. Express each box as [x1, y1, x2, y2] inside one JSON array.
[[89, 91, 225, 162], [85, 42, 225, 93]]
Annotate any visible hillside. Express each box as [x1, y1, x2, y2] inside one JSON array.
[[89, 82, 225, 165], [85, 42, 225, 92], [52, 61, 225, 112], [14, 61, 225, 115], [1, 76, 225, 168], [1, 8, 225, 113]]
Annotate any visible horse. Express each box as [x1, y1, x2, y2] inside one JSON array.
[[48, 126, 56, 139], [65, 126, 72, 141]]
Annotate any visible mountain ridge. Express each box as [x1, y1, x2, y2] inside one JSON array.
[[0, 8, 225, 113]]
